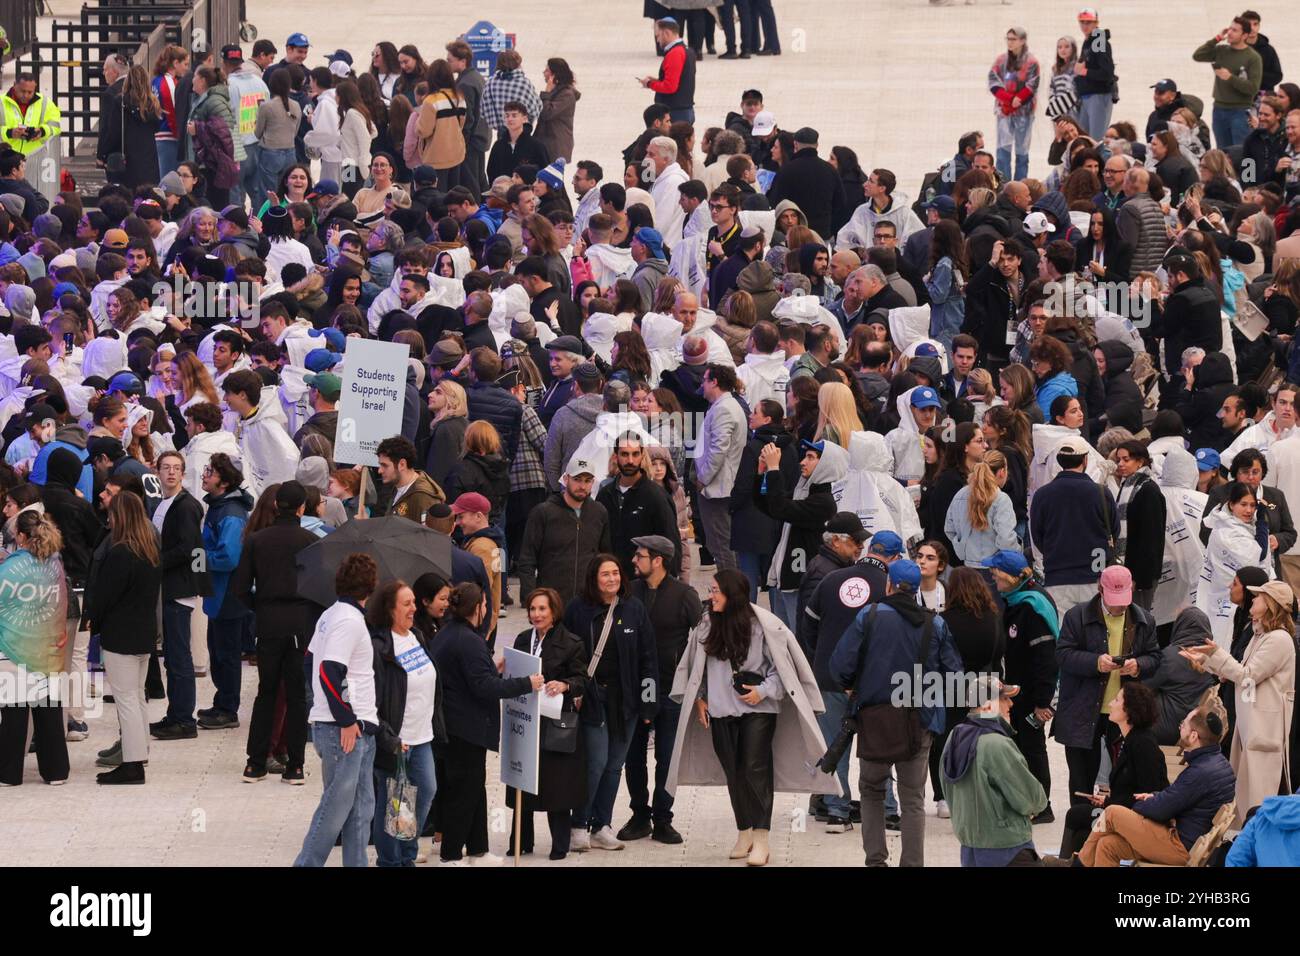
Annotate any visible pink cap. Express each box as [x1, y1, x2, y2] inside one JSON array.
[[1099, 565, 1133, 606]]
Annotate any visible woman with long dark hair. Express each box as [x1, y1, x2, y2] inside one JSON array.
[[981, 405, 1032, 540], [923, 422, 988, 565], [429, 581, 543, 865], [87, 492, 162, 786], [562, 554, 657, 852], [829, 146, 867, 231], [369, 41, 401, 104], [509, 587, 589, 860], [1076, 206, 1133, 293], [393, 45, 427, 108], [412, 572, 450, 639], [334, 79, 376, 198], [254, 68, 302, 215], [535, 58, 579, 163], [368, 579, 444, 867], [925, 219, 969, 350], [927, 566, 1004, 818]]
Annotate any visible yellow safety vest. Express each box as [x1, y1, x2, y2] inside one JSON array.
[[1, 91, 63, 157]]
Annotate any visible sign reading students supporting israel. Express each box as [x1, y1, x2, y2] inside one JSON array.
[[500, 647, 541, 794], [334, 338, 410, 467]]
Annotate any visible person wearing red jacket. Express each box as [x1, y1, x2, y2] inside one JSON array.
[[639, 19, 696, 124]]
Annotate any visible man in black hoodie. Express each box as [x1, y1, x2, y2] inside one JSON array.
[[597, 434, 681, 577], [1156, 253, 1222, 379], [1241, 11, 1284, 93], [42, 447, 104, 739], [230, 481, 319, 782]]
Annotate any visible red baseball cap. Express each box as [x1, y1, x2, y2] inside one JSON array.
[[450, 492, 491, 516]]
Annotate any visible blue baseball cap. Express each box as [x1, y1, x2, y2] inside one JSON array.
[[910, 386, 941, 410], [889, 559, 922, 590], [305, 348, 343, 372], [1195, 448, 1220, 471], [52, 281, 81, 300], [982, 549, 1029, 577], [106, 371, 143, 396], [923, 195, 956, 215], [914, 342, 939, 357], [868, 530, 903, 558], [632, 227, 665, 260], [308, 326, 346, 351], [799, 438, 826, 457], [287, 33, 310, 48]]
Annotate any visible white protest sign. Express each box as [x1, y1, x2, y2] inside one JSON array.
[[500, 647, 541, 795], [334, 338, 409, 466]]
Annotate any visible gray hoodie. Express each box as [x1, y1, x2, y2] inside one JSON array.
[[542, 393, 604, 491], [1144, 607, 1218, 746]]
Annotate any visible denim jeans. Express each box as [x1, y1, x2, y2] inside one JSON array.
[[625, 699, 681, 823], [769, 588, 799, 632], [257, 146, 297, 206], [372, 741, 437, 867], [573, 720, 634, 831], [1212, 106, 1252, 150], [735, 550, 774, 606], [206, 613, 247, 715], [161, 600, 195, 726], [156, 139, 179, 178], [235, 142, 261, 211], [1077, 93, 1114, 141], [815, 691, 853, 818], [294, 723, 376, 867], [668, 108, 696, 125], [995, 111, 1033, 181]]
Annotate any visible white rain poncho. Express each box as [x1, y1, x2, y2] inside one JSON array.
[[1152, 447, 1209, 626], [1028, 423, 1106, 500], [837, 430, 923, 546], [1192, 504, 1273, 648], [767, 441, 850, 589]]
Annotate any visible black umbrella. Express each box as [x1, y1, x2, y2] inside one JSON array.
[[296, 517, 453, 607]]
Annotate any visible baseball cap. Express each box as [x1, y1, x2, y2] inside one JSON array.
[[1246, 580, 1296, 609], [276, 481, 307, 513], [1077, 7, 1099, 21], [793, 126, 818, 146], [102, 228, 129, 250], [483, 176, 513, 202], [799, 438, 827, 457], [307, 326, 346, 351], [1151, 78, 1178, 94], [220, 44, 243, 64], [909, 386, 941, 410], [411, 164, 438, 186], [450, 492, 491, 516], [106, 371, 143, 396], [566, 456, 597, 478], [304, 348, 343, 372], [922, 195, 957, 215], [889, 559, 922, 591], [1023, 211, 1051, 237], [826, 512, 869, 543], [633, 227, 665, 260], [23, 402, 57, 429], [914, 342, 939, 357], [1056, 437, 1089, 456], [632, 534, 676, 560], [287, 32, 310, 48], [1195, 448, 1221, 471], [306, 179, 340, 199], [328, 60, 350, 78], [219, 204, 249, 229], [971, 675, 1021, 713], [303, 371, 341, 401], [328, 49, 353, 66], [751, 111, 777, 137], [867, 530, 904, 558], [982, 549, 1029, 577], [1099, 565, 1133, 607]]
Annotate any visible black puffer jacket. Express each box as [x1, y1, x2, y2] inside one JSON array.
[[1173, 351, 1234, 451], [1157, 276, 1223, 378], [464, 382, 522, 462], [444, 451, 511, 525]]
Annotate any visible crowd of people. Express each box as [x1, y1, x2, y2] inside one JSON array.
[[0, 5, 1298, 867]]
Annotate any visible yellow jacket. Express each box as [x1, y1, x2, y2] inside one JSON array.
[[2, 90, 62, 156]]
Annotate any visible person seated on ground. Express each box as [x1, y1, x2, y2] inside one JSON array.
[[1057, 682, 1169, 859], [1062, 702, 1236, 867]]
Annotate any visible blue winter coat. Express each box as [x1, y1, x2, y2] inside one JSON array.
[[1035, 371, 1079, 418], [1227, 795, 1300, 867], [201, 487, 253, 619]]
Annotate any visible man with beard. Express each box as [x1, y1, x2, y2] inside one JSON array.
[[517, 456, 612, 607], [596, 433, 682, 576]]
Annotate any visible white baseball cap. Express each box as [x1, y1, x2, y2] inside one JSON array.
[[751, 111, 777, 137], [1023, 211, 1052, 237]]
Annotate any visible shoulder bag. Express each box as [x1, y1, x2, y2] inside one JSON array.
[[539, 629, 582, 754], [854, 604, 934, 763]]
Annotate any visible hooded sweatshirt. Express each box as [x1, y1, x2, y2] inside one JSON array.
[[236, 385, 301, 499], [941, 714, 1047, 852], [841, 430, 924, 545], [737, 350, 791, 412], [1146, 607, 1218, 744], [835, 189, 925, 249], [736, 260, 780, 324], [586, 243, 634, 293], [885, 387, 931, 493], [762, 441, 850, 590], [543, 393, 604, 491], [1226, 795, 1300, 867]]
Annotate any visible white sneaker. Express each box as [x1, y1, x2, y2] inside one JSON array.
[[440, 858, 472, 866], [936, 800, 951, 819], [590, 826, 625, 851], [468, 852, 504, 867], [47, 779, 68, 787], [570, 828, 591, 852]]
